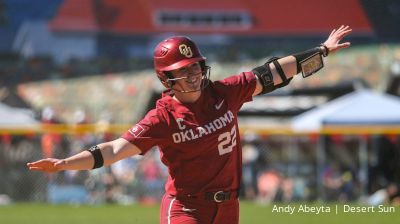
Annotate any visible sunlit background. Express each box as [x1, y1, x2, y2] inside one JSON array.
[[0, 0, 400, 223]]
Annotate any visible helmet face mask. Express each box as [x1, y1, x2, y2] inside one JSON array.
[[154, 36, 211, 92]]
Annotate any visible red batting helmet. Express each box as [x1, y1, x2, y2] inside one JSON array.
[[154, 36, 209, 90]]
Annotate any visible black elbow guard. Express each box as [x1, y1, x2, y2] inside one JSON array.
[[252, 57, 292, 95], [252, 64, 275, 95]]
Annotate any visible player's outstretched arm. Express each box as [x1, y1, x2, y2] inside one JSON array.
[[27, 138, 142, 173], [253, 25, 352, 96]]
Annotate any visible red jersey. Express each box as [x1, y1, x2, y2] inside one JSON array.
[[122, 72, 256, 196]]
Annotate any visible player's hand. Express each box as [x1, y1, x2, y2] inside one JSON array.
[[27, 158, 66, 173], [323, 25, 352, 55]]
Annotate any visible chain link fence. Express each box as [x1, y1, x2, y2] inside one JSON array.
[[1, 127, 399, 205], [0, 132, 167, 205]]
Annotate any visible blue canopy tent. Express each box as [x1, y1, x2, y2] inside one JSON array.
[[292, 90, 400, 131], [291, 90, 400, 199], [323, 91, 400, 125], [0, 102, 38, 128]]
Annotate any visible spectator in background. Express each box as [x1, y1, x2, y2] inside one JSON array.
[[387, 49, 400, 95], [242, 143, 260, 199], [368, 183, 399, 206], [41, 107, 61, 158], [323, 162, 344, 201], [257, 169, 281, 204]]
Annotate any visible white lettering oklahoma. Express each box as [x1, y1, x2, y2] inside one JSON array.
[[172, 110, 235, 143]]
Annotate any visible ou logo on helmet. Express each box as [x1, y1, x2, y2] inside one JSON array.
[[179, 44, 193, 58]]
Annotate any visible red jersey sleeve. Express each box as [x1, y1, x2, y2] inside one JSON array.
[[214, 72, 257, 111], [121, 109, 166, 155]]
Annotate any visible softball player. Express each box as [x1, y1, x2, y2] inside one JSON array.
[[28, 25, 352, 224]]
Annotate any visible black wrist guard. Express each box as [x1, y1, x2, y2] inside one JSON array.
[[293, 44, 328, 74], [86, 145, 104, 169]]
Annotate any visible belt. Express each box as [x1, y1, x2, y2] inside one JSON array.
[[177, 190, 239, 203]]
